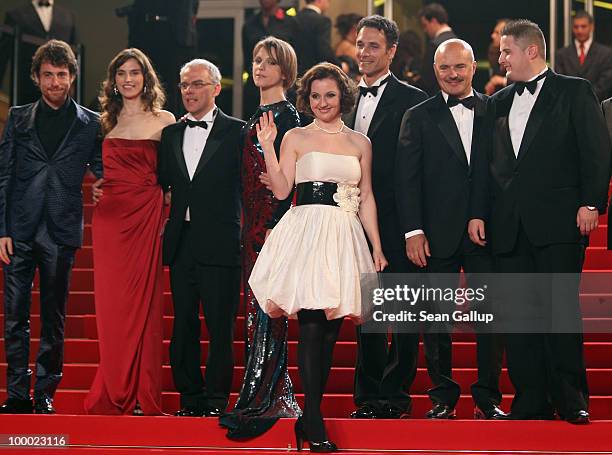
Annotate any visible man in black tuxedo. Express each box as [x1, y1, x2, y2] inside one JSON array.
[[555, 10, 612, 102], [417, 3, 456, 96], [344, 15, 427, 420], [158, 59, 244, 417], [486, 19, 611, 423], [0, 40, 102, 414], [396, 39, 506, 420], [294, 0, 338, 75], [0, 0, 77, 105]]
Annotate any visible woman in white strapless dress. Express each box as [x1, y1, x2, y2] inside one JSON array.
[[249, 63, 387, 453]]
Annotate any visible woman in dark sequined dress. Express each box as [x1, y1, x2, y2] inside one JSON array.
[[220, 37, 301, 438]]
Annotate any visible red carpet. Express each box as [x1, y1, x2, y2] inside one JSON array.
[[1, 179, 612, 453]]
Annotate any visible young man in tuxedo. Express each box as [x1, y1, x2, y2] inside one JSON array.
[[395, 39, 506, 420], [485, 19, 611, 423], [0, 0, 78, 104], [345, 15, 428, 420], [555, 10, 612, 102], [157, 59, 245, 417], [0, 40, 102, 414]]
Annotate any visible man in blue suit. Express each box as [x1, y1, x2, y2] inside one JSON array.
[[0, 39, 102, 414]]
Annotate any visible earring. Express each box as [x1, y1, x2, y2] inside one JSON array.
[[143, 84, 147, 94], [113, 85, 118, 96]]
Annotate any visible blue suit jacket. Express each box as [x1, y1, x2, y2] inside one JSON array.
[[0, 99, 103, 248]]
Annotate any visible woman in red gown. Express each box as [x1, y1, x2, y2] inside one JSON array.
[[84, 48, 175, 415]]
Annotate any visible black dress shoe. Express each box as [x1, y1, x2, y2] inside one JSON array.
[[474, 405, 508, 420], [33, 397, 55, 414], [565, 410, 590, 425], [0, 398, 33, 414], [175, 407, 204, 417], [202, 406, 222, 417], [425, 403, 456, 419], [380, 404, 411, 419], [350, 403, 379, 419]]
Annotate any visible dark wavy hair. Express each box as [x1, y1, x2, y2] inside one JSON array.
[[296, 63, 357, 117], [99, 48, 166, 135], [31, 39, 78, 82]]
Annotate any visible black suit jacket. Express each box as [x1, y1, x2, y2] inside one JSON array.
[[488, 69, 611, 255], [602, 97, 612, 250], [0, 99, 102, 248], [344, 74, 428, 254], [0, 3, 77, 104], [130, 0, 198, 48], [294, 8, 338, 74], [395, 91, 491, 258], [556, 41, 612, 102], [418, 29, 457, 96], [158, 110, 245, 266]]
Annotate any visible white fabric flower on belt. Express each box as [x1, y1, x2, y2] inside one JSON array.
[[333, 183, 361, 213]]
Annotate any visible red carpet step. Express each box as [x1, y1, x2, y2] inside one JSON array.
[[1, 415, 611, 453]]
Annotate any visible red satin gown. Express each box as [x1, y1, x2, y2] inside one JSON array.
[[84, 138, 165, 415]]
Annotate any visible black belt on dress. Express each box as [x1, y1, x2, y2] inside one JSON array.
[[295, 181, 338, 207]]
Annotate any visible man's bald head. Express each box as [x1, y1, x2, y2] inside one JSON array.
[[434, 38, 475, 64]]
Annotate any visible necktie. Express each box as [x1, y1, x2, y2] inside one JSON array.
[[359, 75, 391, 97], [514, 72, 547, 96], [579, 43, 586, 66], [447, 95, 476, 109], [38, 0, 51, 7], [185, 119, 208, 129]]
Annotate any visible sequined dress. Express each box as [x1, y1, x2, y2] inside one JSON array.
[[220, 100, 302, 438]]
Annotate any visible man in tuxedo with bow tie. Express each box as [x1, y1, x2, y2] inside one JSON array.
[[395, 39, 505, 420], [484, 19, 611, 423], [345, 15, 427, 420], [157, 59, 244, 417], [0, 0, 77, 104], [0, 40, 102, 414]]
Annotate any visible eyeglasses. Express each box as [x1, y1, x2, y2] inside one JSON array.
[[178, 81, 215, 91]]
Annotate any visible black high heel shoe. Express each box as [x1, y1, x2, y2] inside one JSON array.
[[294, 417, 338, 453]]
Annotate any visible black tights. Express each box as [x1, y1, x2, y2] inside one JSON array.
[[297, 310, 343, 441]]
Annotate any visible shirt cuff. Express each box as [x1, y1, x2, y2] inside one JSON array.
[[405, 229, 424, 239]]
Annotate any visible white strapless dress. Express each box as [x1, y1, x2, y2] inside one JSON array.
[[248, 151, 376, 321]]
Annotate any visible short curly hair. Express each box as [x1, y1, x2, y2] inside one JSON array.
[[31, 39, 78, 82], [296, 63, 357, 117]]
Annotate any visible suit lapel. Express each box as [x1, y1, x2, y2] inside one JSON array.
[[25, 4, 47, 36], [469, 91, 487, 173], [172, 122, 190, 180], [192, 110, 231, 179], [429, 92, 468, 168], [366, 75, 400, 137], [54, 100, 87, 157], [18, 101, 47, 160], [517, 70, 556, 162], [344, 99, 357, 129]]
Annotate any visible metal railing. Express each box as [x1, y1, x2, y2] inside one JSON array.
[[0, 24, 84, 106]]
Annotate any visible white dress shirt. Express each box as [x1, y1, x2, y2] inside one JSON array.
[[354, 71, 391, 135], [32, 0, 54, 33], [183, 107, 216, 220], [405, 90, 475, 240], [575, 37, 593, 58], [509, 67, 548, 157]]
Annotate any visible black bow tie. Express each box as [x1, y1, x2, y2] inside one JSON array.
[[38, 0, 51, 7], [447, 95, 476, 109], [185, 119, 208, 129], [515, 72, 547, 95], [359, 76, 391, 97]]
